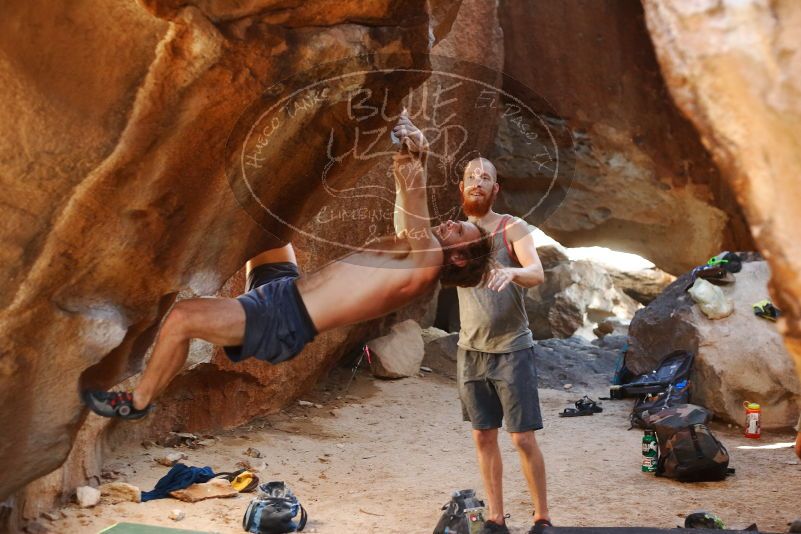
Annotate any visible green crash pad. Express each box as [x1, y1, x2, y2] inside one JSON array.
[[99, 523, 216, 534]]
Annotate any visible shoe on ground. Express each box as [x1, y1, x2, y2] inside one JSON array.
[[82, 390, 151, 420], [529, 519, 553, 534], [479, 520, 510, 534]]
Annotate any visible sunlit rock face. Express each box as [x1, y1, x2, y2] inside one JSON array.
[[0, 0, 460, 504], [641, 0, 801, 384], [492, 0, 753, 275]]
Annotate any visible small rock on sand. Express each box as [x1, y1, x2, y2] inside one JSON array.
[[169, 509, 186, 521], [244, 447, 262, 458], [76, 486, 101, 508], [155, 452, 187, 466]]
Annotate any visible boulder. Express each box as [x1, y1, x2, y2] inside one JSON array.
[[534, 337, 621, 390], [627, 261, 801, 428], [421, 327, 459, 379], [368, 320, 425, 379], [607, 267, 675, 305], [75, 486, 100, 508], [526, 260, 641, 339], [642, 0, 801, 387]]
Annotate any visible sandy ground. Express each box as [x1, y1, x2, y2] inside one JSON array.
[[47, 368, 801, 534]]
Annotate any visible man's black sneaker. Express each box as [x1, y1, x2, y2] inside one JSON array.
[[529, 519, 553, 534], [82, 390, 151, 420], [479, 520, 510, 534]]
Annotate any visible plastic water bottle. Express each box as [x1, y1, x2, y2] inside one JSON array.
[[642, 429, 658, 472], [743, 401, 761, 439]]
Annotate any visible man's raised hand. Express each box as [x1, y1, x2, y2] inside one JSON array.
[[392, 109, 429, 155]]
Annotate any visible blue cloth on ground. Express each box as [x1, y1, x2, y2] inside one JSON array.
[[141, 463, 215, 502]]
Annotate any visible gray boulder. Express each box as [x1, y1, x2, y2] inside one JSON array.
[[368, 320, 424, 379], [534, 336, 621, 390], [421, 327, 459, 380], [627, 260, 801, 429], [526, 260, 641, 339]]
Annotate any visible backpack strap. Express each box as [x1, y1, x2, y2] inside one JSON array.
[[689, 425, 705, 460], [297, 504, 308, 531]]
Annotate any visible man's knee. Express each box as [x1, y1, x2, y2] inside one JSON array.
[[510, 430, 538, 453], [163, 300, 200, 337], [472, 428, 499, 449]]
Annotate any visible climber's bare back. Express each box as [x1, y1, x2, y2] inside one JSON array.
[[295, 235, 442, 332]]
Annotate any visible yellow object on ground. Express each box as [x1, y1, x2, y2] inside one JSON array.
[[231, 470, 256, 492]]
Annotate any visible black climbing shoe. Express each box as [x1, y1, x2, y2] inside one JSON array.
[[529, 519, 553, 534], [82, 390, 151, 420], [479, 520, 510, 534]]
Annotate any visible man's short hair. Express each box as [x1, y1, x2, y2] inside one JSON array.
[[439, 226, 494, 288]]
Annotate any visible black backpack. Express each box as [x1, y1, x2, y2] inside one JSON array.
[[656, 423, 732, 482], [433, 489, 486, 534], [625, 350, 695, 429], [243, 482, 307, 534]]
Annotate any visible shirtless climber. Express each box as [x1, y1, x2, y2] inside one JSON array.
[[83, 111, 493, 419]]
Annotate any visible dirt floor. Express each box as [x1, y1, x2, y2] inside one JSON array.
[[47, 368, 801, 533]]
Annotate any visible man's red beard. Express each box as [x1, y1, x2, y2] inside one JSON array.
[[462, 188, 496, 217]]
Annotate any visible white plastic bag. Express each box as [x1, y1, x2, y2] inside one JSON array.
[[687, 278, 734, 319]]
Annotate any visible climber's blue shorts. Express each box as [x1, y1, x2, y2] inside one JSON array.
[[223, 262, 317, 364]]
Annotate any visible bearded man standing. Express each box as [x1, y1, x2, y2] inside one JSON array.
[[455, 157, 551, 534]]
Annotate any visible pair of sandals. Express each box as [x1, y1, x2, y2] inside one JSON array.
[[558, 396, 603, 417]]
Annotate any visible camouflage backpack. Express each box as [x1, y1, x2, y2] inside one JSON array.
[[648, 403, 711, 446], [656, 423, 732, 482]]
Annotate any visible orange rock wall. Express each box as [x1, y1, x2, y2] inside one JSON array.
[[0, 0, 454, 506]]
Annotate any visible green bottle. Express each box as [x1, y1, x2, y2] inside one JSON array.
[[642, 429, 658, 472]]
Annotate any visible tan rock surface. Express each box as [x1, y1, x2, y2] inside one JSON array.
[[641, 0, 801, 385], [0, 0, 458, 509], [495, 0, 753, 274]]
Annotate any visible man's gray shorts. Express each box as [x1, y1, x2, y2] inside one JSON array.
[[457, 346, 543, 433]]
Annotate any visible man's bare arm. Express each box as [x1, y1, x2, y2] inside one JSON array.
[[391, 113, 432, 250], [486, 218, 545, 291]]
